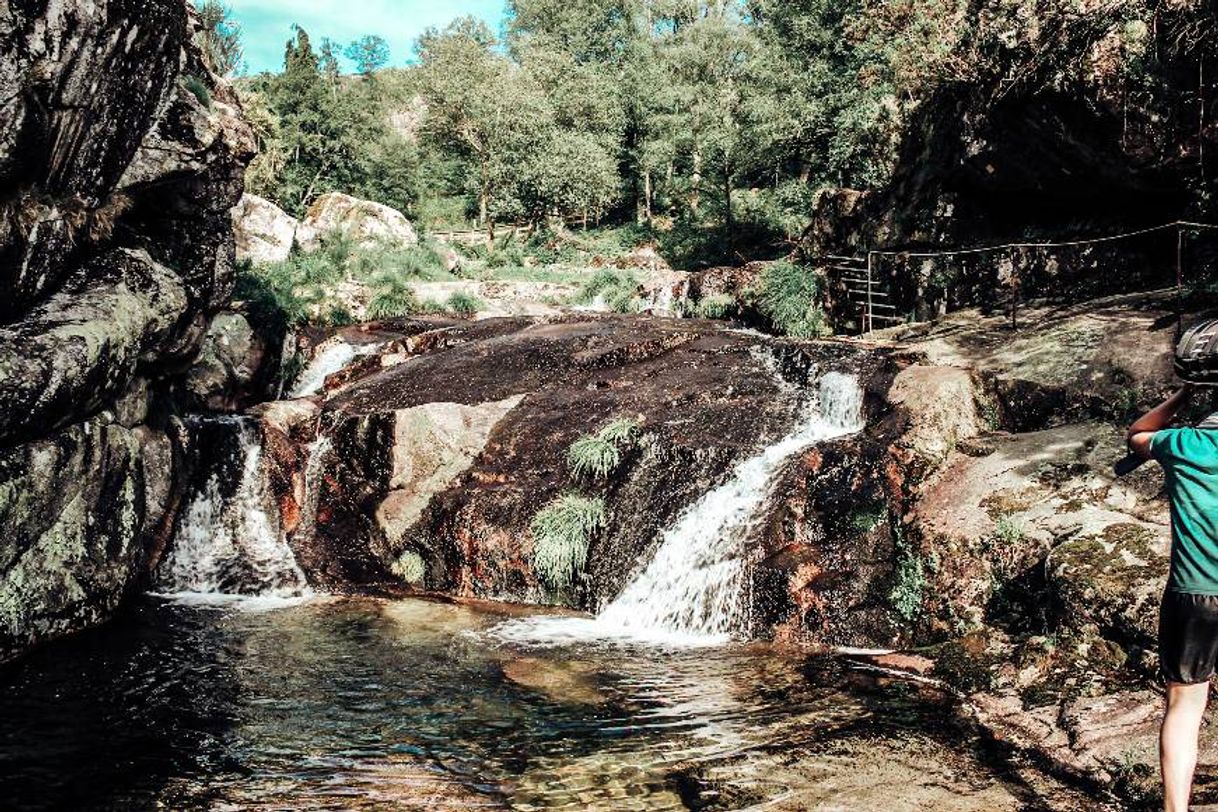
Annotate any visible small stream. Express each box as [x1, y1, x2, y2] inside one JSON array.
[[0, 596, 1111, 811]]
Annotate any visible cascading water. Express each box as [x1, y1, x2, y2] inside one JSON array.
[[492, 371, 865, 647], [289, 339, 382, 398], [156, 417, 311, 604]]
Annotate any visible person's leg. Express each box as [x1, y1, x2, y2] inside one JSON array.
[[1162, 680, 1210, 812]]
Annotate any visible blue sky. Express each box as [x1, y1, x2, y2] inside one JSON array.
[[224, 0, 508, 74]]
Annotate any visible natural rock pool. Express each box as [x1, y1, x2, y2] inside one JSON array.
[[0, 596, 1112, 810]]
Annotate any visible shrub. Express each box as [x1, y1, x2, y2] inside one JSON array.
[[574, 269, 641, 313], [849, 502, 887, 534], [446, 291, 482, 317], [531, 495, 606, 590], [995, 515, 1025, 545], [889, 532, 927, 622], [755, 260, 830, 338], [322, 304, 356, 327], [391, 550, 427, 585]]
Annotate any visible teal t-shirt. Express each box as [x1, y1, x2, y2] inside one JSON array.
[[1152, 427, 1218, 594]]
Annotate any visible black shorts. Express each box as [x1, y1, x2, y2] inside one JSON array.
[[1159, 591, 1218, 684]]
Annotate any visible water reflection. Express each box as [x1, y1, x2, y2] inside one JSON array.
[[0, 597, 1109, 811]]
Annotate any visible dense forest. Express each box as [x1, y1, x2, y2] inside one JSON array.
[[199, 3, 1058, 253], [201, 0, 1218, 310]]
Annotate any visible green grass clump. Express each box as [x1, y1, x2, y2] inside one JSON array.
[[995, 515, 1025, 545], [366, 273, 421, 320], [755, 259, 830, 338], [567, 417, 642, 480], [889, 532, 927, 622], [531, 495, 607, 590], [849, 502, 887, 534], [568, 436, 621, 480], [391, 550, 427, 585], [182, 75, 212, 109], [573, 269, 641, 313], [446, 291, 482, 317], [597, 417, 641, 445], [695, 293, 736, 320]]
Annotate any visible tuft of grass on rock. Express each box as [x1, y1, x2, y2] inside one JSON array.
[[695, 293, 736, 320], [889, 531, 927, 622], [391, 550, 427, 585], [568, 436, 621, 480], [366, 274, 420, 320], [567, 416, 643, 480], [574, 269, 641, 313], [182, 75, 212, 109], [994, 514, 1025, 545], [446, 291, 482, 318], [531, 495, 606, 591]]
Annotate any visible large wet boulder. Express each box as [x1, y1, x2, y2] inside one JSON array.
[[299, 192, 418, 250], [0, 1, 253, 661], [249, 316, 905, 631], [0, 417, 175, 662], [182, 311, 270, 412]]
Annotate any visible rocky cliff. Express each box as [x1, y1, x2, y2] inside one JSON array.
[[805, 1, 1218, 321], [0, 1, 253, 661]]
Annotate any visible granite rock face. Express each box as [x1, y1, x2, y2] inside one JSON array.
[[232, 193, 299, 264], [299, 192, 418, 250], [0, 0, 253, 660]]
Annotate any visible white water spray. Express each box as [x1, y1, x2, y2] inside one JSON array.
[[492, 371, 864, 647], [157, 418, 311, 605], [289, 339, 382, 398]]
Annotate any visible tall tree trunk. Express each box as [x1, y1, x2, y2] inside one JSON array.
[[479, 155, 492, 244], [690, 148, 702, 219], [644, 170, 653, 225], [724, 173, 733, 232]]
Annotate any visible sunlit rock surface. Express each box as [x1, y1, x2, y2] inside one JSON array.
[[298, 191, 419, 250], [232, 193, 299, 264], [0, 0, 253, 660]]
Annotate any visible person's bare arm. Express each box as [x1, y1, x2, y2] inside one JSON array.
[[1127, 385, 1194, 459]]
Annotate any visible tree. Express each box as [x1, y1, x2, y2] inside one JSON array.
[[196, 0, 242, 77], [516, 130, 620, 225], [346, 35, 391, 77], [416, 18, 553, 237], [249, 26, 416, 216]]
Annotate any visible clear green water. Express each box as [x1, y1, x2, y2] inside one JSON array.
[[0, 596, 1110, 811]]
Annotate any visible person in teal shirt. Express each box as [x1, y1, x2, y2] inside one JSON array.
[[1129, 382, 1218, 812]]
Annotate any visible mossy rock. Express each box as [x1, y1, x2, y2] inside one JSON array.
[[1047, 523, 1166, 643]]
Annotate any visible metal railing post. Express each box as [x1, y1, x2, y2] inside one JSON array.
[[865, 252, 874, 335]]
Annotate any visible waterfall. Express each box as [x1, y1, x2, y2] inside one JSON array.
[[492, 371, 865, 647], [157, 418, 311, 604], [289, 339, 381, 398]]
